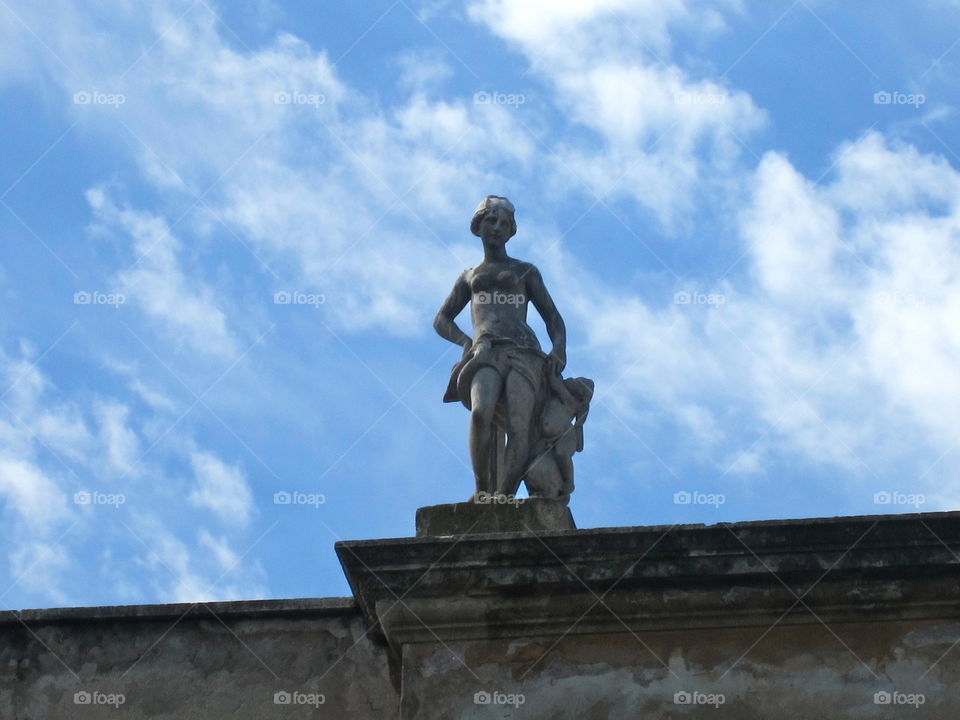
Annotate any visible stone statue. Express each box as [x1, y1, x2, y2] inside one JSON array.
[[434, 196, 593, 504]]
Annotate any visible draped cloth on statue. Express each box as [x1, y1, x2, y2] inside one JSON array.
[[442, 335, 546, 409]]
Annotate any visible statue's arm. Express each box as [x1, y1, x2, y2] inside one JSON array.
[[526, 265, 567, 371], [433, 271, 472, 348]]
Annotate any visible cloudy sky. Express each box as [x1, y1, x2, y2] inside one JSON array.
[[1, 0, 959, 608]]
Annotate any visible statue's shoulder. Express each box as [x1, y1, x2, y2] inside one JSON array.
[[515, 260, 542, 281]]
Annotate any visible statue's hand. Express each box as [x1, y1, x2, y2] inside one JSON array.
[[548, 348, 566, 375]]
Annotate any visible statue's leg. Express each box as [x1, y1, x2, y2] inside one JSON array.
[[469, 367, 503, 496], [498, 371, 536, 497]]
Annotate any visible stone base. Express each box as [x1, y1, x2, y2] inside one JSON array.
[[415, 497, 576, 536]]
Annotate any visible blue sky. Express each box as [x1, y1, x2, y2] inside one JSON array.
[[1, 0, 959, 607]]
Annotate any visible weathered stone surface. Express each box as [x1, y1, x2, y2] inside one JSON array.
[[6, 511, 960, 719], [337, 511, 960, 718], [340, 512, 960, 645], [401, 618, 960, 719], [415, 497, 576, 537], [0, 597, 398, 720]]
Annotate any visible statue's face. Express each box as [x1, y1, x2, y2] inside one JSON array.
[[480, 206, 512, 245]]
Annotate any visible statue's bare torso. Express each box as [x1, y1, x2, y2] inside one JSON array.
[[465, 260, 541, 352]]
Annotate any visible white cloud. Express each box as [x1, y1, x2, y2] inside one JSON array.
[[2, 0, 957, 546], [395, 48, 454, 93], [101, 359, 179, 413], [95, 400, 140, 474], [742, 153, 843, 302], [0, 457, 68, 530], [131, 516, 217, 603], [1, 0, 547, 337], [129, 515, 266, 603], [188, 451, 254, 526], [87, 189, 239, 358], [127, 378, 178, 413], [469, 0, 763, 228], [10, 8, 612, 415], [9, 542, 69, 604], [198, 529, 240, 573], [0, 349, 81, 531], [569, 131, 960, 502], [0, 340, 266, 605], [467, 0, 697, 59]]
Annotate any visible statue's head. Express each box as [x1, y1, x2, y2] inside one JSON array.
[[564, 377, 595, 404], [470, 195, 517, 241]]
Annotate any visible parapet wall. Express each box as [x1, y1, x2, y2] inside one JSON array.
[[338, 511, 960, 719], [0, 598, 398, 719], [4, 511, 960, 719]]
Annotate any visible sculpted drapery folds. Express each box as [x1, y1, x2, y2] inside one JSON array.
[[434, 196, 593, 503]]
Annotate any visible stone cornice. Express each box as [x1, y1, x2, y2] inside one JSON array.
[[0, 597, 358, 626], [336, 512, 960, 651]]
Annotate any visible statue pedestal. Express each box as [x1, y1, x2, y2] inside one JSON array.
[[415, 497, 575, 537]]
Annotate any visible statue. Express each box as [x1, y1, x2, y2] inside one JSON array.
[[434, 196, 593, 504]]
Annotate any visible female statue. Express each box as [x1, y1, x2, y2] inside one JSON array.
[[434, 196, 590, 501]]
